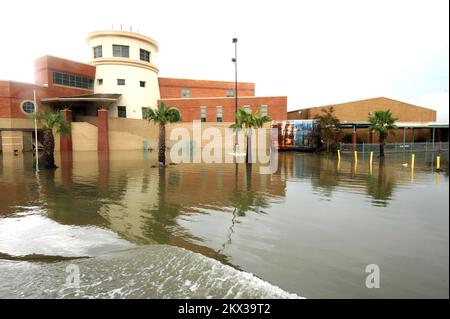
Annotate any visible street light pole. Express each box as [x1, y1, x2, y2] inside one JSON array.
[[232, 37, 239, 152], [33, 88, 39, 173]]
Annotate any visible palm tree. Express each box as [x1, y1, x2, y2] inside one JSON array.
[[29, 109, 70, 169], [230, 108, 271, 163], [368, 110, 398, 157], [144, 102, 181, 166]]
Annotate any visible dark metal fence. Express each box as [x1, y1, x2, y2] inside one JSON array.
[[339, 142, 449, 154]]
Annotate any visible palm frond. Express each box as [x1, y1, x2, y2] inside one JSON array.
[[144, 102, 181, 125]]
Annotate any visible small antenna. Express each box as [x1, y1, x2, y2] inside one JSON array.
[[130, 26, 132, 32], [120, 24, 122, 31]]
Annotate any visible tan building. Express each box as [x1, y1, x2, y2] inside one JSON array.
[[287, 97, 447, 144], [288, 97, 436, 122]]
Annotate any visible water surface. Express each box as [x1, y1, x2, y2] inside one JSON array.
[[0, 151, 448, 298]]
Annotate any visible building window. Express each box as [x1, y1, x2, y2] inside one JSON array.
[[226, 89, 235, 97], [118, 106, 127, 118], [200, 107, 206, 122], [117, 79, 126, 85], [112, 45, 130, 58], [21, 101, 35, 114], [98, 79, 103, 85], [216, 106, 223, 122], [140, 49, 150, 62], [140, 81, 146, 88], [93, 45, 102, 58], [53, 71, 94, 89], [181, 88, 191, 98], [260, 105, 268, 117]]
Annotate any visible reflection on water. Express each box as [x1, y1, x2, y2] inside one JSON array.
[[0, 151, 448, 298]]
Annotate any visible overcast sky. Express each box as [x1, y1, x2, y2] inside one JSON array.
[[1, 0, 448, 120]]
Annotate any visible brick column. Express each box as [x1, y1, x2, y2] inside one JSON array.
[[98, 151, 109, 195], [97, 108, 109, 152], [369, 130, 374, 144], [60, 109, 72, 152]]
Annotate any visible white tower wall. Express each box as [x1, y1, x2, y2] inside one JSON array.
[[86, 31, 160, 119]]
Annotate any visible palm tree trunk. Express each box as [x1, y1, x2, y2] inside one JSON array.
[[246, 131, 253, 164], [158, 124, 166, 166], [379, 136, 385, 157], [43, 129, 57, 169]]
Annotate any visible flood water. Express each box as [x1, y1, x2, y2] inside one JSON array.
[[0, 151, 448, 298]]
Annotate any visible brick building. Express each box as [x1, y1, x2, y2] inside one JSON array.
[[286, 97, 448, 145], [0, 30, 287, 153]]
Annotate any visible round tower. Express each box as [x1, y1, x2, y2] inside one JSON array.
[[86, 30, 160, 119]]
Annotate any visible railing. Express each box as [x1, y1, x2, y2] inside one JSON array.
[[339, 142, 449, 154]]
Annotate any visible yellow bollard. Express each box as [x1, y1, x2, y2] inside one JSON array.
[[436, 156, 440, 171], [411, 153, 415, 170], [370, 151, 373, 166], [337, 149, 341, 161], [354, 150, 358, 162]]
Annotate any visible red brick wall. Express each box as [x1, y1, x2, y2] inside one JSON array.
[[35, 55, 96, 90], [160, 96, 287, 122], [0, 81, 53, 119], [0, 56, 96, 119], [0, 81, 12, 118], [158, 77, 255, 99]]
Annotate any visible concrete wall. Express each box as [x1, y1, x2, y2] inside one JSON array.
[[60, 117, 271, 152], [72, 122, 98, 151]]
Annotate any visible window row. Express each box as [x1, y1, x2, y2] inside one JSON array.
[[118, 105, 268, 121], [53, 71, 94, 89], [179, 88, 236, 98], [200, 105, 268, 122], [96, 79, 146, 87], [93, 45, 151, 62]]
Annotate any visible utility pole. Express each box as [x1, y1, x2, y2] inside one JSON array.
[[232, 38, 239, 152]]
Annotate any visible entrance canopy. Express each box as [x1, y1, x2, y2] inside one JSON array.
[[41, 93, 121, 104], [41, 93, 121, 119]]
